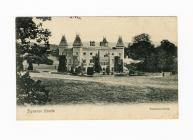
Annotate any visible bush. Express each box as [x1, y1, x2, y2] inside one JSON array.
[[46, 59, 53, 65], [87, 67, 94, 75], [106, 66, 110, 75], [16, 72, 50, 105], [27, 62, 33, 70], [75, 66, 82, 75]]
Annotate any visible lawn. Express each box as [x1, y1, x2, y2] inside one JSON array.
[[32, 75, 178, 104]]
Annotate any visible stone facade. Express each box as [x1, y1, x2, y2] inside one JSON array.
[[58, 35, 124, 74]]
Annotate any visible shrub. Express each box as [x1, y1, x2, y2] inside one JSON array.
[[58, 55, 67, 72], [75, 66, 82, 75], [87, 67, 94, 75], [16, 72, 50, 105], [46, 59, 53, 65], [27, 62, 33, 70], [106, 66, 110, 75]]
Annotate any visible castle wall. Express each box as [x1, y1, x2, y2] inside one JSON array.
[[81, 48, 97, 72], [59, 46, 124, 73]]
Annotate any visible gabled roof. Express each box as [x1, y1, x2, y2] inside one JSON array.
[[73, 34, 83, 47], [116, 36, 124, 47], [59, 35, 68, 47]]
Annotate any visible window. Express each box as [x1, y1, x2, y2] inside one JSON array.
[[100, 62, 105, 65], [119, 53, 121, 57], [90, 52, 92, 55], [112, 53, 114, 55], [100, 62, 109, 65], [76, 52, 78, 55], [83, 59, 86, 63], [83, 52, 86, 55], [104, 54, 108, 57], [90, 59, 93, 63], [111, 67, 114, 71]]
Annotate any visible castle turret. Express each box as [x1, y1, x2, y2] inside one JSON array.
[[59, 35, 68, 48], [116, 36, 124, 48], [73, 34, 83, 47], [100, 37, 108, 47]]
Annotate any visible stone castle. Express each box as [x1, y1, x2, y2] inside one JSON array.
[[58, 34, 125, 74]]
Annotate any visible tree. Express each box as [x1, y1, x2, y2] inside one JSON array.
[[93, 53, 102, 73], [75, 66, 82, 75], [58, 55, 67, 72], [155, 40, 177, 72], [106, 66, 110, 75], [126, 33, 154, 60], [159, 40, 177, 56], [114, 56, 123, 73], [133, 33, 151, 43], [16, 17, 51, 70], [125, 33, 177, 73], [16, 17, 51, 105], [172, 57, 178, 74]]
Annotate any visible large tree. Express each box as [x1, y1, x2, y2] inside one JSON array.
[[125, 34, 177, 73], [93, 53, 102, 73], [126, 33, 154, 60], [16, 17, 51, 105], [16, 17, 51, 71], [155, 40, 177, 72], [58, 55, 67, 72], [114, 56, 123, 73]]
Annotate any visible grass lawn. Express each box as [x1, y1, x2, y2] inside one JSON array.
[[32, 75, 178, 104]]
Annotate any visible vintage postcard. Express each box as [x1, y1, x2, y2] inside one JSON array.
[[16, 16, 178, 120]]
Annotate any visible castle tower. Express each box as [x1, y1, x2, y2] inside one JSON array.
[[72, 34, 83, 67], [115, 36, 124, 66], [100, 37, 108, 47], [116, 36, 124, 48], [58, 35, 69, 55], [59, 35, 68, 48], [73, 34, 83, 47]]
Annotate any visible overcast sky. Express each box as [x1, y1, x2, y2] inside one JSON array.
[[42, 16, 177, 45]]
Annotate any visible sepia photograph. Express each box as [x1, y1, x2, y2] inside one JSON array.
[[2, 0, 193, 139], [16, 16, 178, 119]]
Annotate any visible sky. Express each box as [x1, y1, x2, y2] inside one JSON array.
[[41, 16, 177, 45]]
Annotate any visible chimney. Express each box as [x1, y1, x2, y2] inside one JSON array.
[[90, 41, 95, 46]]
